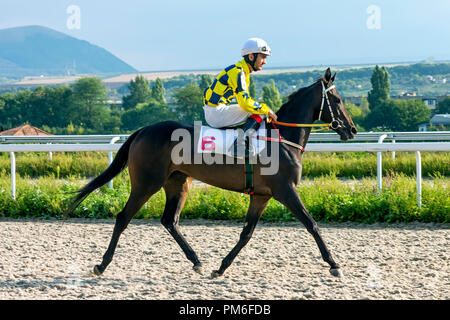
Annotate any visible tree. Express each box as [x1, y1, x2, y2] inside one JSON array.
[[396, 99, 431, 131], [436, 97, 450, 114], [359, 96, 370, 116], [198, 74, 212, 93], [365, 99, 431, 131], [25, 86, 46, 125], [367, 65, 390, 111], [364, 99, 396, 130], [103, 105, 122, 133], [365, 66, 392, 130], [69, 77, 109, 129], [249, 75, 257, 98], [121, 100, 175, 131], [122, 75, 152, 110], [49, 86, 74, 128], [345, 102, 365, 126], [0, 90, 31, 128], [26, 86, 73, 128], [0, 86, 74, 130], [262, 80, 282, 111], [151, 78, 166, 104], [172, 82, 205, 123], [0, 98, 5, 129]]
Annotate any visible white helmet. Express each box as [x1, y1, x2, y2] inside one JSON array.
[[241, 38, 271, 57]]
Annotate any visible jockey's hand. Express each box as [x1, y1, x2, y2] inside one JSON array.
[[268, 109, 278, 122]]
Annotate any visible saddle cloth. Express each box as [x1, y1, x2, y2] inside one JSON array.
[[197, 121, 267, 157]]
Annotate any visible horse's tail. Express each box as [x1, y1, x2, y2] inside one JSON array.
[[63, 128, 143, 219]]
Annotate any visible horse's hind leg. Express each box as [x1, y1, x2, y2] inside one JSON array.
[[160, 172, 203, 273], [93, 186, 162, 276]]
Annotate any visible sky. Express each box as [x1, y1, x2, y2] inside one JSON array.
[[1, 0, 450, 72]]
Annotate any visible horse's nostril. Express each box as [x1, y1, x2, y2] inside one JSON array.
[[351, 126, 357, 135]]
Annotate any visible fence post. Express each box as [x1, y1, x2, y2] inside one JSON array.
[[48, 143, 52, 160], [391, 139, 395, 159], [416, 151, 422, 208], [10, 152, 16, 199], [108, 137, 120, 189], [377, 134, 387, 191]]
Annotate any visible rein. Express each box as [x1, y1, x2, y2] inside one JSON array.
[[255, 119, 306, 152], [255, 135, 306, 152], [268, 120, 331, 132]]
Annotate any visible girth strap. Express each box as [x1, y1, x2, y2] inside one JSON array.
[[243, 139, 254, 194], [243, 159, 254, 195]]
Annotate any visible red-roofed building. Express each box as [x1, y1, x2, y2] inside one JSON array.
[[0, 123, 54, 136]]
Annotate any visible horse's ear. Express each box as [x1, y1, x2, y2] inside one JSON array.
[[331, 72, 336, 83], [324, 68, 332, 82]]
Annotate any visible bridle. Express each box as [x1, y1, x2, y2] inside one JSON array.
[[259, 80, 345, 152], [269, 80, 343, 131], [317, 80, 343, 130]]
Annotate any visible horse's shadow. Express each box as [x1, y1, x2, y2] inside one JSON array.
[[0, 275, 128, 290]]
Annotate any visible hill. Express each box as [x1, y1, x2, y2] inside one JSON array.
[[0, 25, 137, 77]]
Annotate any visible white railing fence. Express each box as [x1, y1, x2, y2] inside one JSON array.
[[1, 131, 450, 144], [1, 140, 449, 207]]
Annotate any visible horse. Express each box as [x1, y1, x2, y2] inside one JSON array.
[[65, 68, 356, 278]]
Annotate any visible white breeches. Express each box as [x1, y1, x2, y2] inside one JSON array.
[[203, 104, 254, 128]]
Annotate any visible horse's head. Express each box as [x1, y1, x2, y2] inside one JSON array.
[[316, 68, 357, 141]]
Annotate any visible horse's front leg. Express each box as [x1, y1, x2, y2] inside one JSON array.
[[274, 186, 342, 277], [211, 195, 271, 278]]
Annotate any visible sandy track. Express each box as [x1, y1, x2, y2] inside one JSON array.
[[0, 218, 448, 300]]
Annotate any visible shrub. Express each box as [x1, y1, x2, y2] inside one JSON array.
[[0, 172, 447, 223]]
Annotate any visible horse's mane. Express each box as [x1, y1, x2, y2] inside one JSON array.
[[276, 78, 322, 117]]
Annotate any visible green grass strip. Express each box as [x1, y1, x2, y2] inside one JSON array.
[[0, 173, 448, 223]]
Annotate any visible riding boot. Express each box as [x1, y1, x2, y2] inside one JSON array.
[[229, 115, 262, 157]]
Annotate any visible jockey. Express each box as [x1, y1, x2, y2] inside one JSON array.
[[203, 37, 278, 156]]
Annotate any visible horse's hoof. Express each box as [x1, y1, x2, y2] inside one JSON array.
[[210, 270, 222, 279], [92, 265, 103, 276], [193, 264, 203, 275], [330, 268, 343, 278]]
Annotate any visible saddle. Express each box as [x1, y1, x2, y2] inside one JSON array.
[[197, 121, 267, 158], [197, 122, 267, 194]]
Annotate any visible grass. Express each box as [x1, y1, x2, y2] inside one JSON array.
[[0, 172, 448, 223], [302, 152, 449, 178]]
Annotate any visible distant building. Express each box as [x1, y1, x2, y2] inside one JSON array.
[[394, 95, 449, 111], [107, 100, 123, 109], [422, 97, 438, 108], [430, 114, 450, 125], [418, 114, 450, 131], [344, 96, 362, 105], [0, 123, 54, 136], [418, 123, 427, 132], [344, 94, 449, 111]]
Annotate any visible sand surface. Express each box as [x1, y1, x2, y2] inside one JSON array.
[[0, 218, 448, 300]]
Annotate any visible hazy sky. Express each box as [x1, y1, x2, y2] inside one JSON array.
[[1, 0, 450, 71]]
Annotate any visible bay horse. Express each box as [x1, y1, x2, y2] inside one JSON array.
[[65, 68, 356, 278]]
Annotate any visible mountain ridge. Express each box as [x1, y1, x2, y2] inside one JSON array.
[[0, 25, 137, 78]]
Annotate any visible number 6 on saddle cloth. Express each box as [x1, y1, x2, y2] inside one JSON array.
[[197, 121, 267, 158], [197, 121, 268, 194]]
